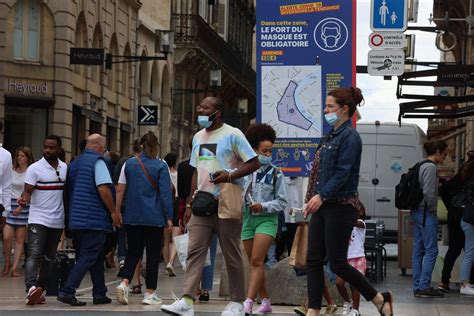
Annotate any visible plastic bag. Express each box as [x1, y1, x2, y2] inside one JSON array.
[[174, 233, 212, 271]]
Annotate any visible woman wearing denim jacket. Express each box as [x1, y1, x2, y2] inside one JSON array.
[[115, 131, 174, 306], [241, 123, 288, 314], [304, 87, 393, 316]]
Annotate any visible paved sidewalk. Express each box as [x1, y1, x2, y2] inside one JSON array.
[[0, 256, 474, 315]]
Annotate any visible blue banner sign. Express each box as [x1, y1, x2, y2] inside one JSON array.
[[256, 0, 356, 176]]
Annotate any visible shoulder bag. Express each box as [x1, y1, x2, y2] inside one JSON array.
[[136, 157, 160, 193]]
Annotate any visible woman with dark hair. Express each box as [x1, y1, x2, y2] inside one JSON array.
[[115, 131, 174, 305], [410, 140, 448, 298], [3, 147, 35, 277], [242, 123, 288, 314], [304, 87, 393, 316]]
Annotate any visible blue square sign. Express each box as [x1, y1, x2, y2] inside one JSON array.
[[371, 0, 408, 32]]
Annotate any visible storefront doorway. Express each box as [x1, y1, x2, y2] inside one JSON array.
[[4, 105, 48, 159]]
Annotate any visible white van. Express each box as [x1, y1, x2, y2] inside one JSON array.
[[357, 121, 427, 241]]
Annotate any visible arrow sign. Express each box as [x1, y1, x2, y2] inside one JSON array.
[[138, 105, 158, 125]]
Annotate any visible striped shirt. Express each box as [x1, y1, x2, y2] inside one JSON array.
[[25, 157, 67, 229]]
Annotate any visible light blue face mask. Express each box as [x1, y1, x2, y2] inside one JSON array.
[[197, 111, 218, 128], [258, 154, 272, 165], [324, 109, 342, 126]]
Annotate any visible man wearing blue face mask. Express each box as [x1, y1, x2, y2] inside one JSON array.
[[162, 96, 260, 316]]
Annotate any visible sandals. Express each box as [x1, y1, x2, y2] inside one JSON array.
[[379, 291, 394, 316], [131, 284, 142, 294], [11, 270, 20, 277]]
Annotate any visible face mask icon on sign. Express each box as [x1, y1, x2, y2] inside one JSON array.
[[320, 21, 341, 49]]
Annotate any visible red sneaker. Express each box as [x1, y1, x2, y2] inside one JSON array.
[[26, 286, 43, 305], [36, 294, 46, 305]]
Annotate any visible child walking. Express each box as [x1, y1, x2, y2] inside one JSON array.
[[336, 216, 366, 316]]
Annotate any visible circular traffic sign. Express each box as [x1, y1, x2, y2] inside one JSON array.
[[370, 34, 383, 47]]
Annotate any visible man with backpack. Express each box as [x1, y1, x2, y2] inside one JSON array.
[[396, 140, 448, 298]]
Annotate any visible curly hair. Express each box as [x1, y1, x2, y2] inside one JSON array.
[[245, 123, 277, 149]]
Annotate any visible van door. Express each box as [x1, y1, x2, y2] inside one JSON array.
[[359, 142, 377, 220], [374, 144, 418, 232]]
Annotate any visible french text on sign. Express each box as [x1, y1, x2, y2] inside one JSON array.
[[369, 32, 406, 49], [367, 49, 405, 76]]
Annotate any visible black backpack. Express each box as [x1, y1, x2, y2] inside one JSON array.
[[395, 160, 433, 210]]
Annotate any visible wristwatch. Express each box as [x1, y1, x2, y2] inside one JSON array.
[[186, 203, 192, 208]]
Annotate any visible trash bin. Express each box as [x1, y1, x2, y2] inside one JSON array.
[[398, 209, 413, 276]]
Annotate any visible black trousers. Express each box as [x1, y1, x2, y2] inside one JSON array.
[[441, 209, 474, 284], [307, 203, 378, 309], [121, 225, 164, 290]]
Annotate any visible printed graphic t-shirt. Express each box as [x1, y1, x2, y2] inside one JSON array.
[[190, 123, 257, 197]]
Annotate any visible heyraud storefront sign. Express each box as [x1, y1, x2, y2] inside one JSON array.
[[6, 79, 51, 96]]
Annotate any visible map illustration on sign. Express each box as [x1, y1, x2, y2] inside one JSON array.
[[261, 65, 322, 138]]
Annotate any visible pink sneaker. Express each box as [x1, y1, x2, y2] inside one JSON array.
[[243, 298, 253, 314], [257, 298, 272, 314]]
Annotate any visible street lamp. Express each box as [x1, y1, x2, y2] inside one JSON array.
[[156, 30, 174, 54], [209, 69, 222, 88], [173, 69, 222, 95]]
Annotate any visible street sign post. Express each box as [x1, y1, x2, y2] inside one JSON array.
[[138, 105, 158, 125], [70, 48, 104, 65], [368, 49, 405, 76], [370, 0, 408, 32], [369, 32, 406, 49]]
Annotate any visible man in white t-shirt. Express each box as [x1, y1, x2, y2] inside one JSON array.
[[18, 135, 67, 305], [0, 145, 12, 227], [162, 97, 259, 316]]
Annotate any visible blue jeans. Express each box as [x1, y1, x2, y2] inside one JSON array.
[[460, 220, 474, 282], [266, 242, 277, 269], [411, 209, 439, 291], [59, 230, 107, 297], [25, 224, 63, 291], [201, 236, 218, 291]]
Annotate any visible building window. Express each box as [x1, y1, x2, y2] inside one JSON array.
[[14, 0, 40, 60]]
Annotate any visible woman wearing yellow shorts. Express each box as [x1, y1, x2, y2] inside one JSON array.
[[242, 123, 288, 314]]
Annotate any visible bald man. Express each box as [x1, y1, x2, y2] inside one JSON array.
[[58, 134, 121, 306]]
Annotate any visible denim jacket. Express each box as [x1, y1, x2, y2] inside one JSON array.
[[315, 120, 362, 200], [244, 164, 288, 215]]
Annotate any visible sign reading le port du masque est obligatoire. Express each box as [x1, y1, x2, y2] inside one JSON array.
[[256, 0, 356, 177]]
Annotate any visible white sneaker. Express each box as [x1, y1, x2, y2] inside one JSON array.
[[221, 302, 245, 316], [116, 282, 129, 305], [142, 292, 163, 305], [342, 301, 352, 314], [161, 297, 194, 316], [460, 285, 474, 296], [349, 309, 361, 316], [166, 262, 176, 277]]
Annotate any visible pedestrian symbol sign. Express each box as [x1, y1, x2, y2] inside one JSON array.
[[370, 0, 408, 32]]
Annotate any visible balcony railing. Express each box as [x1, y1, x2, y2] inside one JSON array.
[[173, 14, 256, 96]]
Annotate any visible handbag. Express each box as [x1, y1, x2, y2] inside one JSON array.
[[137, 157, 160, 193], [462, 203, 474, 225], [289, 223, 308, 269], [218, 183, 243, 219], [192, 191, 218, 216]]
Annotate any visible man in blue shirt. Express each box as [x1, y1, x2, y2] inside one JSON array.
[[58, 134, 121, 306]]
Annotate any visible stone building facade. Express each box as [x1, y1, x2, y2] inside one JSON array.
[[0, 0, 174, 159]]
